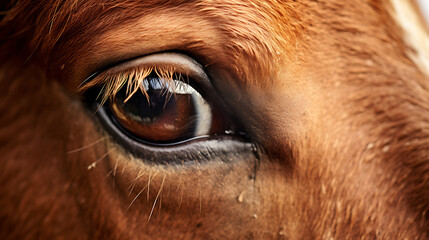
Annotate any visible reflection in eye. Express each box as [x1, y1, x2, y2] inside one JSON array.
[[111, 74, 222, 143], [80, 53, 239, 146]]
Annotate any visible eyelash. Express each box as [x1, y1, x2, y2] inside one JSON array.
[[79, 66, 186, 107]]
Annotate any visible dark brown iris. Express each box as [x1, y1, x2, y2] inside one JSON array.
[[108, 76, 232, 144], [110, 79, 198, 142]]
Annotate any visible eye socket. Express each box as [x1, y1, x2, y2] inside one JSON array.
[[81, 52, 244, 148]]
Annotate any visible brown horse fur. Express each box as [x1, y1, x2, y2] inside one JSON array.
[[1, 0, 428, 239]]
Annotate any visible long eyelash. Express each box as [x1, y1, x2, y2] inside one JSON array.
[[78, 66, 187, 106]]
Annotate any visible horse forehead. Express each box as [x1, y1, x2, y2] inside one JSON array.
[[47, 1, 404, 84]]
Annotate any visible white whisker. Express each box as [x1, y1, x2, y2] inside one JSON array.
[[67, 137, 106, 154], [128, 170, 146, 196], [148, 174, 166, 221], [126, 172, 158, 213]]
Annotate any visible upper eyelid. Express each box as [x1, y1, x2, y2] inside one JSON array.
[[78, 52, 211, 91], [81, 52, 207, 81], [104, 53, 206, 77]]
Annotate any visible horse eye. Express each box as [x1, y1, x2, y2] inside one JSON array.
[[109, 74, 226, 144], [82, 52, 246, 154]]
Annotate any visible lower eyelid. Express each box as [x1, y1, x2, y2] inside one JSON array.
[[95, 104, 255, 165]]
